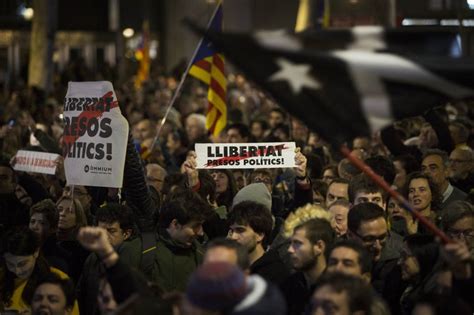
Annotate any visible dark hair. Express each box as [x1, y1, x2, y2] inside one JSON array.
[[294, 218, 335, 250], [96, 203, 136, 234], [312, 180, 328, 200], [1, 227, 50, 306], [249, 169, 274, 186], [404, 234, 439, 281], [206, 238, 250, 270], [159, 188, 212, 228], [161, 173, 186, 196], [228, 201, 273, 245], [328, 240, 372, 274], [312, 273, 372, 314], [250, 119, 268, 132], [322, 164, 339, 178], [30, 199, 58, 232], [440, 200, 474, 231], [348, 202, 386, 233], [422, 149, 449, 168], [404, 172, 441, 212], [328, 177, 349, 187], [393, 154, 420, 176], [168, 128, 189, 148], [210, 169, 238, 209], [348, 174, 386, 203], [226, 123, 250, 140], [365, 155, 396, 186], [197, 170, 217, 205], [32, 272, 75, 309]]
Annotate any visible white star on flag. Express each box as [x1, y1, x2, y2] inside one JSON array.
[[268, 58, 321, 94]]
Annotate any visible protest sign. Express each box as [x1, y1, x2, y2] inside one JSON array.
[[63, 81, 128, 188], [195, 142, 296, 169], [13, 150, 60, 175]]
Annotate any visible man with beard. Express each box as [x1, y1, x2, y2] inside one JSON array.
[[31, 273, 75, 315], [281, 217, 334, 315], [228, 201, 289, 285]]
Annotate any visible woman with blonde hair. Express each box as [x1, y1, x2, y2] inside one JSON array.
[[55, 195, 89, 283]]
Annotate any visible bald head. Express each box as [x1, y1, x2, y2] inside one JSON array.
[[146, 163, 167, 192]]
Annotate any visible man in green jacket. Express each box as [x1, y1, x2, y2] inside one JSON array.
[[144, 188, 213, 292]]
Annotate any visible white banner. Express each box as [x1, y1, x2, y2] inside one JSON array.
[[13, 150, 60, 175], [195, 142, 296, 169], [63, 81, 129, 188]]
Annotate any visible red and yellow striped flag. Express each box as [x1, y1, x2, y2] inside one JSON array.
[[189, 3, 227, 136]]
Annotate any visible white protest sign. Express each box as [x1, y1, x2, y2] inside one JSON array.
[[195, 142, 296, 169], [63, 81, 129, 188], [13, 150, 60, 175]]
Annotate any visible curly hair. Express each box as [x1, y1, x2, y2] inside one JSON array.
[[283, 203, 331, 238]]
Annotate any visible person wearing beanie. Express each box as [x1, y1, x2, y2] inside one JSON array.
[[185, 262, 247, 313], [232, 183, 272, 210], [228, 201, 290, 286], [184, 262, 287, 315]]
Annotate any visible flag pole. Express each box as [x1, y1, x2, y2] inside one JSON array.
[[150, 2, 222, 151], [339, 144, 452, 244]]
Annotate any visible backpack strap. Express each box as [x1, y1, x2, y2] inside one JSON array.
[[140, 231, 158, 277]]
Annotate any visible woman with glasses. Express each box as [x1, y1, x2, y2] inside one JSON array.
[[0, 227, 79, 314]]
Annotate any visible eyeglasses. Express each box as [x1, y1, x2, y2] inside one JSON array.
[[447, 228, 474, 240], [352, 230, 389, 245]]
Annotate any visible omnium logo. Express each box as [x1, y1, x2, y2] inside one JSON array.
[[84, 165, 112, 174]]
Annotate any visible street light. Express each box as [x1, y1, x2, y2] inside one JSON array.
[[21, 7, 34, 20], [122, 28, 135, 38]]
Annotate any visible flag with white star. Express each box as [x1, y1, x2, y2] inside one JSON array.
[[186, 23, 474, 147]]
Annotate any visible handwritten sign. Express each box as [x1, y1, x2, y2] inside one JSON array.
[[14, 150, 60, 175]]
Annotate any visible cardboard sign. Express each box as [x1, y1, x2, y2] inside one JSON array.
[[13, 150, 60, 175], [195, 142, 296, 169], [62, 81, 129, 188]]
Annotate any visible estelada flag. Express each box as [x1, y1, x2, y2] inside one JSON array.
[[187, 24, 474, 148], [189, 2, 227, 136]]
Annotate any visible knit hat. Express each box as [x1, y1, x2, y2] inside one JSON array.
[[186, 262, 247, 311], [232, 183, 272, 210]]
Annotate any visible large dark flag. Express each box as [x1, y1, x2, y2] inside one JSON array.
[[187, 24, 474, 147]]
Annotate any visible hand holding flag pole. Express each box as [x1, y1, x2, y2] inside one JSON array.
[[340, 145, 452, 244]]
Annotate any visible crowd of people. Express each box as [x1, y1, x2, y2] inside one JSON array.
[[0, 59, 473, 315]]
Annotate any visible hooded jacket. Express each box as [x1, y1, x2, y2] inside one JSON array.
[[148, 229, 204, 292]]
